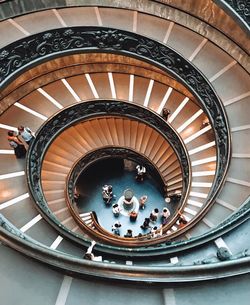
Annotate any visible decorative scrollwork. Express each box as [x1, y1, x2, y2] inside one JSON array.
[[226, 0, 250, 25], [27, 100, 190, 214], [0, 28, 230, 202], [0, 214, 27, 240], [0, 27, 232, 253], [26, 100, 191, 250]]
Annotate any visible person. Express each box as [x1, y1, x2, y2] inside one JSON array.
[[169, 190, 182, 203], [156, 225, 163, 237], [149, 208, 159, 222], [111, 221, 121, 236], [102, 185, 113, 204], [7, 130, 26, 158], [17, 125, 35, 148], [129, 210, 138, 221], [151, 225, 162, 237], [161, 207, 170, 225], [124, 229, 133, 238], [139, 195, 148, 210], [140, 218, 151, 230], [135, 164, 146, 181], [74, 187, 80, 202], [150, 226, 158, 238], [177, 212, 188, 228], [83, 240, 102, 261], [112, 203, 120, 217], [162, 108, 171, 121], [136, 233, 144, 240], [151, 225, 163, 238]]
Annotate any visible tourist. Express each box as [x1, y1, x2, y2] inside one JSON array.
[[135, 164, 146, 181], [161, 207, 170, 225], [140, 218, 151, 230], [102, 184, 113, 204], [151, 225, 163, 238], [17, 125, 35, 148], [112, 221, 121, 236], [74, 187, 80, 202], [150, 208, 159, 222], [124, 229, 133, 238], [177, 212, 188, 228], [139, 195, 148, 209], [151, 226, 158, 238], [162, 108, 171, 121], [83, 240, 102, 262], [7, 130, 26, 158], [112, 203, 120, 217], [136, 233, 144, 239]]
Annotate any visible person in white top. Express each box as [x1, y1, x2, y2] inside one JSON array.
[[151, 225, 163, 238], [112, 203, 120, 217], [136, 164, 146, 181], [102, 185, 113, 204], [83, 241, 102, 261], [151, 226, 158, 238], [18, 125, 35, 149], [139, 195, 148, 209]]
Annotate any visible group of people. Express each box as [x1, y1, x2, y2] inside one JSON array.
[[111, 222, 139, 239], [109, 197, 172, 239], [84, 212, 188, 260], [84, 213, 187, 261], [7, 125, 35, 158], [102, 184, 148, 214], [116, 207, 186, 239], [111, 195, 148, 218], [140, 207, 170, 230], [100, 162, 187, 240]]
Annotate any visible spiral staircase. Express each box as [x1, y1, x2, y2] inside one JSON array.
[[0, 1, 249, 304]]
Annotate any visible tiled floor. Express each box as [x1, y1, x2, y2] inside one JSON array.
[[75, 158, 178, 237]]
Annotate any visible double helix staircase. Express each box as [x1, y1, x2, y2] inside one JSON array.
[[0, 1, 249, 304]]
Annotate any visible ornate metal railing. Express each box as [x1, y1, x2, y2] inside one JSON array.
[[0, 26, 231, 206], [27, 100, 191, 248], [0, 0, 249, 46], [0, 27, 232, 253], [66, 182, 250, 253], [214, 0, 250, 32], [0, 213, 250, 282], [65, 147, 185, 247], [0, 2, 248, 281], [67, 147, 167, 197]]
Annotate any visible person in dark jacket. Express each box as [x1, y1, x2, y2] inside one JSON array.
[[7, 130, 26, 158]]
